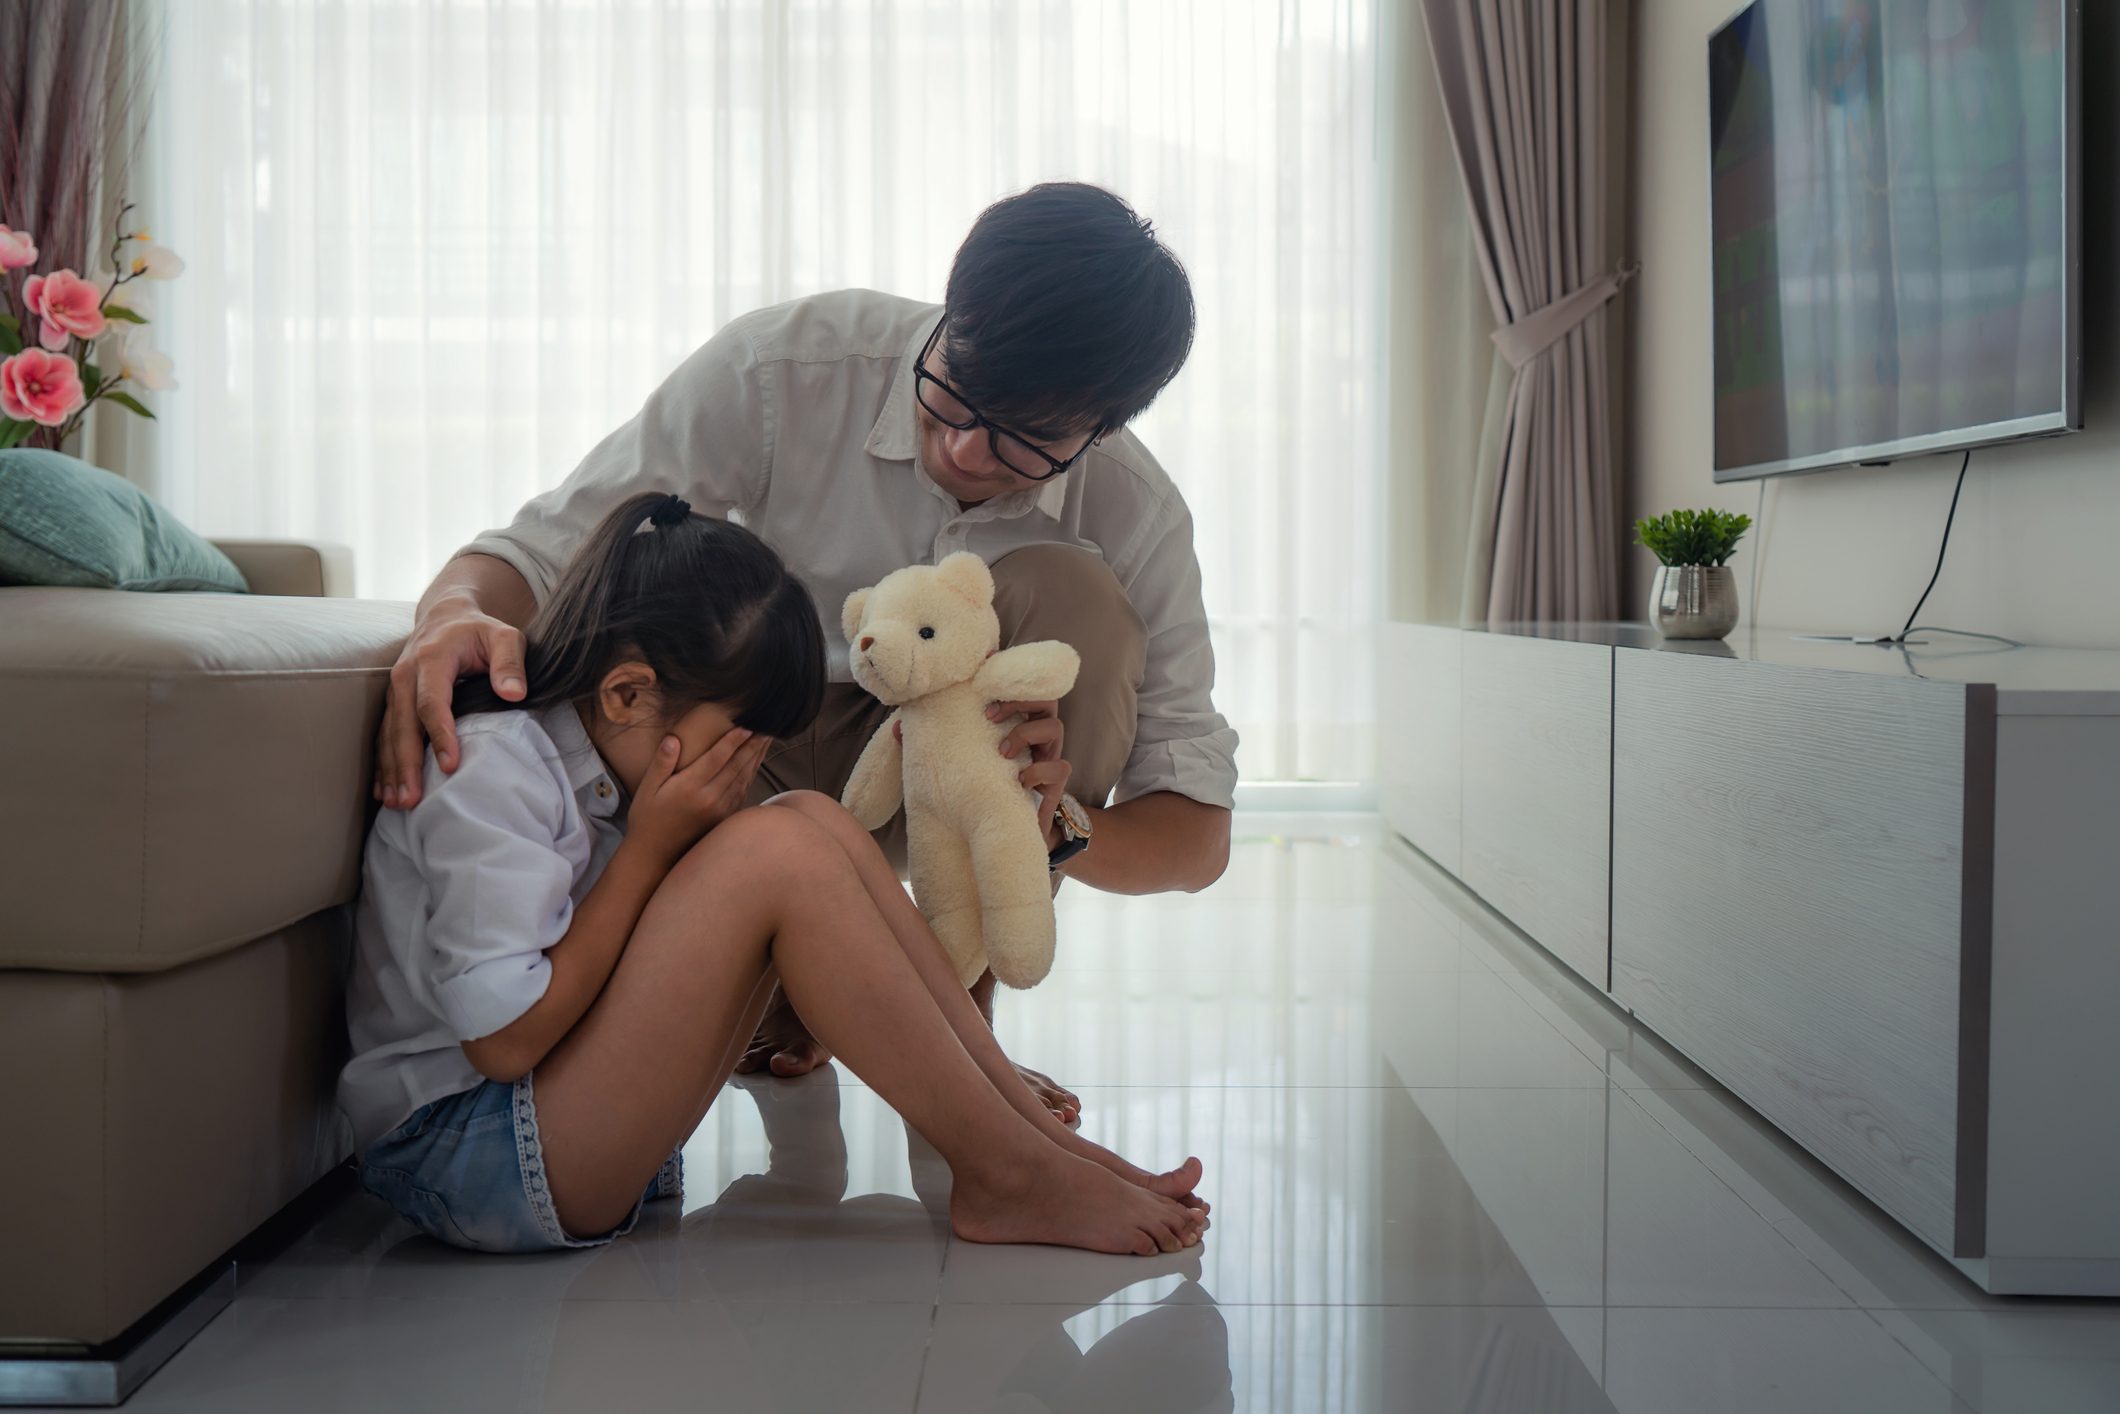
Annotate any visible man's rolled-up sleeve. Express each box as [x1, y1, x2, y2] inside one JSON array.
[[459, 316, 772, 607], [1111, 498, 1241, 810]]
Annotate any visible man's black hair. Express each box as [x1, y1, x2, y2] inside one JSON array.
[[941, 182, 1195, 440]]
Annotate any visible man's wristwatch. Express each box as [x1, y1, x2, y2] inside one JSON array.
[[1047, 793, 1093, 872]]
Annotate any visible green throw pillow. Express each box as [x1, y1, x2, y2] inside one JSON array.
[[0, 448, 247, 593]]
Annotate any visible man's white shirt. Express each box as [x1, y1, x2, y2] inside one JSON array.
[[464, 288, 1238, 810]]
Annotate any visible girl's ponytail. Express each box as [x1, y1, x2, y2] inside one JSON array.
[[644, 494, 691, 528], [454, 493, 825, 741]]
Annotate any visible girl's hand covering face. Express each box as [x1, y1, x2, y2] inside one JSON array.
[[628, 726, 772, 864]]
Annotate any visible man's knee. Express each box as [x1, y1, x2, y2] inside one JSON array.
[[990, 544, 1144, 807], [990, 544, 1145, 666]]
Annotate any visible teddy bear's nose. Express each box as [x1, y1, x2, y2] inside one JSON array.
[[858, 636, 875, 652]]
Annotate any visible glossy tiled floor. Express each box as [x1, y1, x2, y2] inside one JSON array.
[[70, 815, 2120, 1412]]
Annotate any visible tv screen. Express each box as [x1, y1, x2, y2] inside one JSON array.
[[1708, 0, 2078, 482]]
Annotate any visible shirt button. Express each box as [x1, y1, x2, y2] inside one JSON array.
[[594, 779, 614, 800]]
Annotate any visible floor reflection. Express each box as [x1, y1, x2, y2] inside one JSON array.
[[90, 817, 2120, 1414]]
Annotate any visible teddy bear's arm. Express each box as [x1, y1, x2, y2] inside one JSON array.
[[973, 641, 1082, 704], [840, 710, 906, 829]]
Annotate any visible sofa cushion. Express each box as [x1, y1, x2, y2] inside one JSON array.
[[0, 587, 412, 971], [0, 448, 249, 593]]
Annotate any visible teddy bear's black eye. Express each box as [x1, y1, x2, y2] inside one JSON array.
[[919, 626, 936, 640]]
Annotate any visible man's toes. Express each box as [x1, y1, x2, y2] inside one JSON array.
[[769, 1043, 826, 1077], [1035, 1084, 1079, 1114]]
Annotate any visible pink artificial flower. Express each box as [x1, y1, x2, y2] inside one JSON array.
[[0, 348, 86, 426], [23, 269, 107, 350], [0, 224, 35, 270]]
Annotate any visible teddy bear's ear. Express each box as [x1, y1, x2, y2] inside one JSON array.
[[934, 551, 995, 607], [841, 587, 872, 643]]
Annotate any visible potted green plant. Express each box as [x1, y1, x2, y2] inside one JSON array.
[[1634, 508, 1751, 640]]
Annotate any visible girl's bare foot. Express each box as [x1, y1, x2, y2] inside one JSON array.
[[950, 1152, 1210, 1255]]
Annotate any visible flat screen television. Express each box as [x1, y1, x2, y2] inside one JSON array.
[[1708, 0, 2079, 482]]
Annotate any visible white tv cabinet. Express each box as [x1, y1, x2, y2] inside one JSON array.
[[1379, 621, 2120, 1296]]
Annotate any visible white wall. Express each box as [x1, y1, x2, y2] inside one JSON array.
[[1627, 1, 2120, 647]]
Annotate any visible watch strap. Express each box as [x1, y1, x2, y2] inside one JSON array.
[[1048, 834, 1090, 871]]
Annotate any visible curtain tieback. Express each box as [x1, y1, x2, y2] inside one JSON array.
[[1491, 261, 1639, 370]]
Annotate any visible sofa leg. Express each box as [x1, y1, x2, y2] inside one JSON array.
[[0, 1265, 233, 1407]]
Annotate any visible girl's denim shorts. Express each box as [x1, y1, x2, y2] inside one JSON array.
[[358, 1072, 682, 1253]]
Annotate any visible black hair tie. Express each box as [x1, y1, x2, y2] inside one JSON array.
[[647, 494, 691, 528]]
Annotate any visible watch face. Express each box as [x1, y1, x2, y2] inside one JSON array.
[[1056, 794, 1093, 839]]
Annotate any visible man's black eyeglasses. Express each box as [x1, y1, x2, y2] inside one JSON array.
[[913, 318, 1103, 483]]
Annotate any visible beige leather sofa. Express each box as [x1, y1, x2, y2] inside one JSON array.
[[0, 542, 410, 1389]]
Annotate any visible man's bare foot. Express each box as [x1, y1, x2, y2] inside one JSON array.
[[1116, 1155, 1211, 1214], [973, 971, 1077, 1122], [1062, 1139, 1210, 1215], [1002, 1066, 1205, 1212], [949, 1152, 1209, 1255], [735, 988, 832, 1077], [1016, 1062, 1079, 1123]]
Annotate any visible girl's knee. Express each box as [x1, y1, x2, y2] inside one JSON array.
[[763, 790, 872, 848], [671, 804, 840, 886]]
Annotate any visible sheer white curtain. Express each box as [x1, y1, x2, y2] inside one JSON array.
[[131, 0, 1384, 785]]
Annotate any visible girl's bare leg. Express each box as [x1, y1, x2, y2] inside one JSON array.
[[531, 806, 1205, 1253], [762, 791, 1207, 1212]]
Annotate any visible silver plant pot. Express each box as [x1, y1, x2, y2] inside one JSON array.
[[1649, 564, 1739, 640]]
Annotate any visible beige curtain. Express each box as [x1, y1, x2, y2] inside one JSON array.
[[1414, 0, 1630, 624], [1382, 0, 1505, 626]]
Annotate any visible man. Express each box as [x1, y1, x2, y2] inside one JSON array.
[[374, 182, 1238, 1116]]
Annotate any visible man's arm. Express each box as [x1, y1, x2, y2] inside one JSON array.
[[418, 550, 538, 628], [1057, 791, 1230, 895]]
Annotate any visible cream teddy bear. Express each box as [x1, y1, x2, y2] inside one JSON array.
[[840, 552, 1081, 990]]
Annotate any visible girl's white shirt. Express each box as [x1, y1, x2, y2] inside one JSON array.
[[338, 701, 628, 1151]]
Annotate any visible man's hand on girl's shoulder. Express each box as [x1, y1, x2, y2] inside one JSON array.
[[375, 607, 528, 811]]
